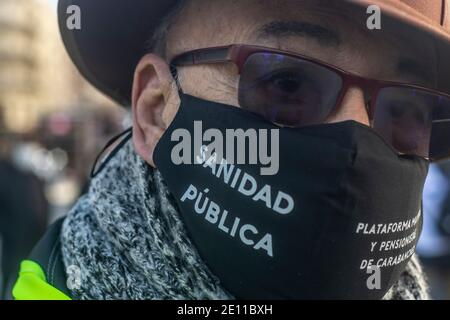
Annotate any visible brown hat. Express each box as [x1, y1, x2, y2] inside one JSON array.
[[58, 0, 450, 106]]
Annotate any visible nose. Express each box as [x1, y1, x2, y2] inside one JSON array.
[[327, 86, 370, 126]]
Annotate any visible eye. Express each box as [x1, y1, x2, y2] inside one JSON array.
[[271, 72, 303, 93], [388, 101, 431, 126], [389, 103, 406, 119], [265, 71, 304, 94], [413, 110, 426, 125]]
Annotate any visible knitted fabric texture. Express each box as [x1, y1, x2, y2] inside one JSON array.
[[60, 140, 430, 300]]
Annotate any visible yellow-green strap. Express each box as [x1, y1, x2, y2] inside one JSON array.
[[12, 260, 71, 300]]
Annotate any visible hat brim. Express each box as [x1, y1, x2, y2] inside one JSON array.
[[58, 0, 450, 107], [58, 0, 179, 106]]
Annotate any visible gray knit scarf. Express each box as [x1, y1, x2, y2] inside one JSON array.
[[61, 140, 430, 300]]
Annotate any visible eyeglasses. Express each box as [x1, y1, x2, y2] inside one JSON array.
[[171, 44, 450, 161]]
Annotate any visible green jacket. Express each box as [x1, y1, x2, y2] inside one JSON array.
[[11, 218, 72, 300]]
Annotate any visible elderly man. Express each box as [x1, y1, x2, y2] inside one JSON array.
[[11, 0, 450, 300]]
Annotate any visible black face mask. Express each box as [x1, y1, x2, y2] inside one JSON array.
[[154, 92, 429, 300]]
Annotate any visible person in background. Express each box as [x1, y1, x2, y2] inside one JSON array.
[[418, 162, 450, 299], [0, 108, 48, 298]]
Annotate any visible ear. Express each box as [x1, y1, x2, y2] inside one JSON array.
[[132, 54, 180, 167]]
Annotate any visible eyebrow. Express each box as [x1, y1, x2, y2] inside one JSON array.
[[256, 21, 434, 86], [257, 21, 341, 47], [396, 57, 435, 85]]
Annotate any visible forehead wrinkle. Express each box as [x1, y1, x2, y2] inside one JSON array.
[[256, 20, 341, 47]]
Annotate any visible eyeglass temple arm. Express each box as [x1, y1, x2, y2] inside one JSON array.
[[170, 46, 233, 66], [169, 46, 234, 92]]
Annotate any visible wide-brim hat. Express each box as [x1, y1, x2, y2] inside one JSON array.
[[58, 0, 450, 107]]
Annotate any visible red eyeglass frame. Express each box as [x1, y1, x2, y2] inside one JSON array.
[[170, 44, 450, 122], [171, 44, 450, 161]]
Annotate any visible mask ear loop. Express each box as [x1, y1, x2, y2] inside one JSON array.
[[90, 127, 133, 178], [170, 64, 184, 94]]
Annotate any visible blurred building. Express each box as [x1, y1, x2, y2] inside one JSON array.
[[0, 0, 119, 134], [0, 0, 126, 224]]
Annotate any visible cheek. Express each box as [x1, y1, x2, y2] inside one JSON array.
[[179, 65, 241, 108]]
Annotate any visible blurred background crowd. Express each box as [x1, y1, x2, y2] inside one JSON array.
[[0, 0, 127, 297], [0, 0, 450, 300]]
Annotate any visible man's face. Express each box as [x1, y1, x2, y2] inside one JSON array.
[[132, 0, 436, 165]]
